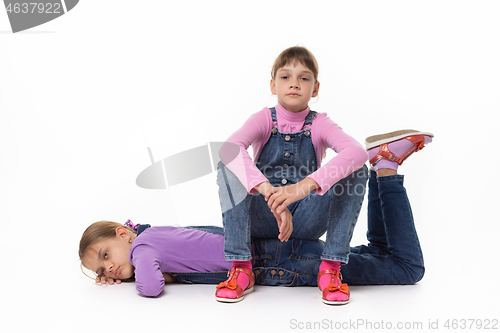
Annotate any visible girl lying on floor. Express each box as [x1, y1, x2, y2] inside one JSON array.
[[79, 130, 432, 305]]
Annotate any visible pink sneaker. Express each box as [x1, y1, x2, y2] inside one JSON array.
[[365, 130, 434, 169]]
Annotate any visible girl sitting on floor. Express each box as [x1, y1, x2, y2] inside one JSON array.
[[79, 129, 432, 305]]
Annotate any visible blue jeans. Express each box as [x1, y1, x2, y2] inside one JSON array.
[[250, 170, 425, 286], [170, 170, 424, 286], [218, 162, 368, 263], [343, 171, 425, 284]]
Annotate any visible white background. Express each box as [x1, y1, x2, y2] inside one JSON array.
[[1, 1, 499, 332]]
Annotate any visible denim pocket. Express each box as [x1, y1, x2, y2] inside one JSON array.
[[253, 267, 297, 286]]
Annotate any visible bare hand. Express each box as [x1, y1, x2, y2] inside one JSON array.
[[96, 274, 121, 285], [273, 207, 293, 242], [266, 178, 319, 214]]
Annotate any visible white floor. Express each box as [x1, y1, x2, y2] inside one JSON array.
[[5, 203, 498, 333], [16, 263, 498, 332]]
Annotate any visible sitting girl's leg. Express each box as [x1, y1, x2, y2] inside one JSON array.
[[292, 164, 368, 304], [215, 162, 255, 302], [217, 162, 253, 262], [215, 162, 276, 302]]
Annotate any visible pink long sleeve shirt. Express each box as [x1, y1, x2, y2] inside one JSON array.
[[221, 103, 368, 195]]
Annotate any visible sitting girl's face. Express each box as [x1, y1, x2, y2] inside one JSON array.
[[270, 61, 320, 113], [82, 227, 135, 281]]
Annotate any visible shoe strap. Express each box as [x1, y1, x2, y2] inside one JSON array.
[[369, 135, 425, 166], [233, 267, 255, 289], [317, 269, 342, 288], [216, 267, 255, 295], [318, 269, 350, 297]]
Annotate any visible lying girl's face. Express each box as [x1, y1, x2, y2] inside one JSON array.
[[82, 227, 135, 281]]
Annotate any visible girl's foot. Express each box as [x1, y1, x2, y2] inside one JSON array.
[[318, 261, 349, 305], [365, 130, 434, 171], [215, 263, 255, 303]]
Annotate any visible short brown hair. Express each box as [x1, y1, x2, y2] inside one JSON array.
[[271, 46, 319, 82]]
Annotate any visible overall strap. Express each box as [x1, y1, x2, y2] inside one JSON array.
[[137, 224, 151, 236], [269, 107, 277, 122], [304, 110, 317, 126]]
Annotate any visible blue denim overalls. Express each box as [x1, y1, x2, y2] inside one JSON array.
[[217, 107, 368, 266]]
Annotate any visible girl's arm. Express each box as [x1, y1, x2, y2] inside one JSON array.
[[264, 114, 367, 213], [131, 245, 165, 297], [308, 114, 368, 194], [162, 272, 174, 283], [219, 108, 271, 194]]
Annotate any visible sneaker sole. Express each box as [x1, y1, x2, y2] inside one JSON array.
[[365, 130, 434, 150]]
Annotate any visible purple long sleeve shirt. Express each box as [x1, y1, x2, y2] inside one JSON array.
[[129, 226, 231, 297]]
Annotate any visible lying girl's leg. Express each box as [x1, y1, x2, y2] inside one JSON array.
[[342, 128, 433, 285], [366, 169, 389, 249], [253, 131, 431, 287], [350, 169, 388, 255], [342, 171, 425, 284]]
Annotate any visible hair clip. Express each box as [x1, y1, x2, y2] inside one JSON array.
[[124, 219, 139, 234]]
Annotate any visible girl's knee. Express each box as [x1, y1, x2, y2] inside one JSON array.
[[403, 265, 425, 285]]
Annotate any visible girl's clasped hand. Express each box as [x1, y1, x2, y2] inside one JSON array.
[[258, 178, 320, 242]]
